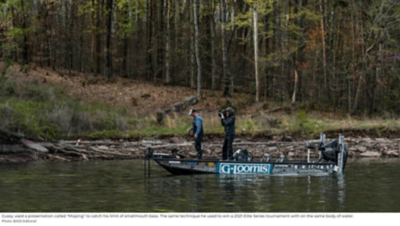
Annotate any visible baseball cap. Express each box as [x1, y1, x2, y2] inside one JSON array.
[[188, 109, 197, 115]]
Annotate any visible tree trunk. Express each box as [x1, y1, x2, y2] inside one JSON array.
[[221, 0, 230, 97], [156, 0, 164, 81], [349, 0, 356, 112], [193, 0, 202, 99], [165, 0, 172, 84], [319, 0, 329, 102], [146, 0, 154, 80], [121, 1, 129, 78], [253, 5, 259, 102], [292, 70, 298, 104], [353, 11, 365, 113], [91, 0, 102, 75], [104, 0, 113, 79], [210, 2, 217, 90], [190, 0, 195, 88], [21, 1, 29, 65]]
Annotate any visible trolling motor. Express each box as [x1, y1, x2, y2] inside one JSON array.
[[233, 149, 253, 161], [143, 146, 153, 177], [144, 146, 154, 160]]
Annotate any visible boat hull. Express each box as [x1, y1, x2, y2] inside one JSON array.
[[153, 158, 336, 175]]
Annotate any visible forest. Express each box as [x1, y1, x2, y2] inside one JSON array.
[[1, 0, 400, 115]]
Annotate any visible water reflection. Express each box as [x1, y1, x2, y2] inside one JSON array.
[[1, 159, 400, 212], [181, 173, 350, 212]]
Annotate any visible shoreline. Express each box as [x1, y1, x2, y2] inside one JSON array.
[[1, 135, 399, 163]]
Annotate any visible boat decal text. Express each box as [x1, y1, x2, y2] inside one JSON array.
[[217, 163, 273, 174]]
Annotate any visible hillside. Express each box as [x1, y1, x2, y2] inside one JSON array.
[[6, 64, 264, 115], [1, 63, 400, 141]]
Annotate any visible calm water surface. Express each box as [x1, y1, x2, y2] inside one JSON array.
[[1, 158, 400, 212]]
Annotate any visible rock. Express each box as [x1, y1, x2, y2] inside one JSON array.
[[362, 138, 372, 143], [286, 146, 295, 151], [282, 136, 293, 142], [97, 145, 109, 150], [160, 108, 171, 115], [272, 136, 281, 141], [268, 140, 278, 145], [384, 150, 399, 157], [107, 95, 115, 101], [156, 109, 171, 124], [173, 101, 187, 112], [156, 111, 165, 124], [356, 146, 367, 152], [268, 146, 277, 152], [348, 147, 357, 153], [184, 96, 197, 105], [359, 151, 381, 157], [169, 137, 183, 143]]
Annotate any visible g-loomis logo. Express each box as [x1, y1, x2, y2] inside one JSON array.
[[218, 163, 272, 174]]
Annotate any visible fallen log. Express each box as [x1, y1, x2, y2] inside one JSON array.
[[0, 144, 32, 154], [138, 142, 193, 150], [48, 154, 70, 162], [89, 146, 135, 157], [20, 139, 48, 153]]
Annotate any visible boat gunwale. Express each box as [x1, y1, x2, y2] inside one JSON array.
[[153, 157, 336, 165]]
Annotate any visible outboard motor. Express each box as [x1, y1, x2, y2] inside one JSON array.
[[320, 139, 339, 162], [318, 134, 348, 172], [233, 149, 253, 161]]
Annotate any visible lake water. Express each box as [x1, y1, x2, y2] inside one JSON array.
[[1, 158, 400, 212]]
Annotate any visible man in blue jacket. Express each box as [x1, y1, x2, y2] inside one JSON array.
[[219, 107, 235, 160], [187, 109, 204, 159]]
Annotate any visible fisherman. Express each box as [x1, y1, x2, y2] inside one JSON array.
[[219, 107, 236, 160], [187, 109, 204, 159]]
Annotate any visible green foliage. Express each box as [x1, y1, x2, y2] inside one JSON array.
[[234, 0, 274, 30], [0, 76, 133, 140], [294, 110, 313, 135]]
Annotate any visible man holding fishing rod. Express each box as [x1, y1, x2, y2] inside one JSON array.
[[187, 109, 204, 159], [219, 107, 236, 160]]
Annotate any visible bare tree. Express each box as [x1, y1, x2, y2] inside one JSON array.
[[104, 0, 113, 79], [193, 0, 202, 99], [221, 0, 230, 97], [253, 4, 259, 102]]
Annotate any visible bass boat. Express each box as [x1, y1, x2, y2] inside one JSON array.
[[144, 133, 348, 175]]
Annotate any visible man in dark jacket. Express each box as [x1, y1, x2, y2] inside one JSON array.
[[187, 109, 204, 159], [219, 107, 235, 160]]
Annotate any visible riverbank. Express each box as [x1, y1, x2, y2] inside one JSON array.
[[1, 134, 399, 163], [2, 63, 400, 163]]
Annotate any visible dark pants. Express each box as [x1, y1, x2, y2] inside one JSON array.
[[222, 135, 234, 160], [194, 137, 203, 159]]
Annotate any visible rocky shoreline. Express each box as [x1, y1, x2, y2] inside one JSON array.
[[0, 136, 399, 163]]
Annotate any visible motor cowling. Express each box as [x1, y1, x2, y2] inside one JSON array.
[[319, 139, 348, 171]]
